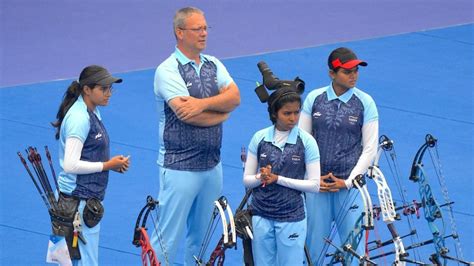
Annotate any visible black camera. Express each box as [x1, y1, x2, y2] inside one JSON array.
[[255, 61, 305, 103]]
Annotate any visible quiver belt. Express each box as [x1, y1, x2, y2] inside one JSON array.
[[83, 198, 104, 228], [49, 193, 80, 260], [234, 209, 254, 265], [235, 209, 253, 240]]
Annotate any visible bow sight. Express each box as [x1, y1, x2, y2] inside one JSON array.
[[254, 61, 305, 103]]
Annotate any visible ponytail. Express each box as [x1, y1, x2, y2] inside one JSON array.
[[51, 80, 82, 140]]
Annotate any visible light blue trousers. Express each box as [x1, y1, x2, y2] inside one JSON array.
[[252, 215, 307, 266], [73, 200, 101, 266], [305, 189, 365, 265], [150, 163, 223, 265]]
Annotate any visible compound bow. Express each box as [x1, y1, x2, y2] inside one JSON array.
[[322, 174, 375, 265], [194, 196, 236, 266], [133, 195, 161, 266], [366, 135, 425, 265], [406, 134, 471, 265]]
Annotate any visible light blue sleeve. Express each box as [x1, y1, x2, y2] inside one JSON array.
[[363, 97, 378, 124], [63, 111, 90, 143], [208, 56, 234, 89], [248, 128, 267, 156], [354, 89, 379, 124], [302, 92, 314, 115], [300, 129, 320, 164], [154, 59, 189, 102], [302, 88, 325, 115]]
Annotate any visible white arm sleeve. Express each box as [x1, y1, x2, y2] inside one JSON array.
[[276, 161, 320, 193], [244, 153, 321, 193], [345, 120, 379, 188], [243, 153, 263, 189], [298, 112, 313, 134], [63, 137, 104, 174]]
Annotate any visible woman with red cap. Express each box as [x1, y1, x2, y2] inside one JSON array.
[[300, 47, 379, 265]]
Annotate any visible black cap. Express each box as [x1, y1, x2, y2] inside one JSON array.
[[79, 65, 122, 86], [328, 47, 367, 70]]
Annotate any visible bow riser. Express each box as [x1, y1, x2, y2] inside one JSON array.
[[132, 196, 161, 266], [407, 134, 473, 265], [409, 135, 447, 265], [369, 167, 407, 265], [370, 167, 396, 223], [197, 196, 237, 266]]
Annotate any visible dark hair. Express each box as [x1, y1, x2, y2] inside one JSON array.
[[51, 66, 99, 140], [267, 87, 302, 124], [327, 47, 366, 72], [328, 48, 345, 73]]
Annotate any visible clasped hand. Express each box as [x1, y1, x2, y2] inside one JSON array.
[[319, 173, 346, 192], [259, 165, 277, 186]]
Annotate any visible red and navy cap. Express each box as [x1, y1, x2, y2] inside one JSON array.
[[328, 47, 367, 70]]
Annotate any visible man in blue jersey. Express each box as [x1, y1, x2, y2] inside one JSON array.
[[300, 47, 378, 265], [150, 7, 240, 265]]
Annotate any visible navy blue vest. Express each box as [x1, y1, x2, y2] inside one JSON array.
[[251, 137, 306, 222], [162, 60, 222, 171], [311, 92, 363, 179], [72, 111, 110, 201]]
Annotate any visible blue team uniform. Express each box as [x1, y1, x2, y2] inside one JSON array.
[[248, 125, 320, 265], [58, 95, 110, 266], [151, 47, 234, 265], [302, 83, 378, 265]]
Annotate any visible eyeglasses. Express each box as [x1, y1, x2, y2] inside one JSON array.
[[178, 26, 210, 34], [98, 86, 113, 95]]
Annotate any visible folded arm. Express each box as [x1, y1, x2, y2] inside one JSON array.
[[173, 82, 240, 120], [168, 97, 230, 127]]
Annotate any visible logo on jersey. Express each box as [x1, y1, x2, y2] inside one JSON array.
[[313, 111, 322, 118], [260, 153, 267, 159], [186, 82, 193, 89], [95, 133, 102, 140], [348, 115, 359, 124], [291, 155, 301, 162]]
